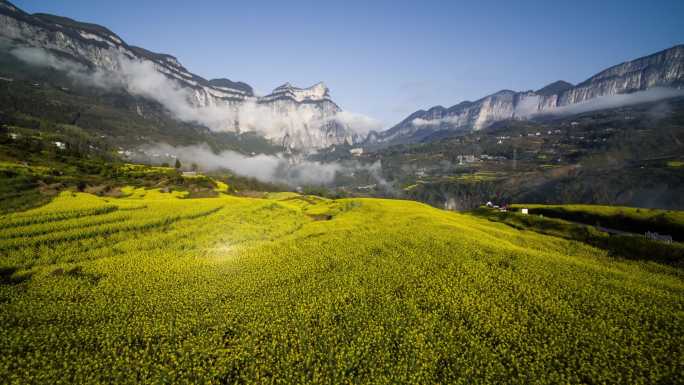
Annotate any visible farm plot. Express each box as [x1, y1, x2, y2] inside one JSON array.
[[0, 191, 682, 384]]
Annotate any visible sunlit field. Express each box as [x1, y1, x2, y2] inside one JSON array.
[[1, 190, 682, 384]]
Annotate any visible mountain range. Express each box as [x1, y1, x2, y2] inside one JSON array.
[[1, 0, 684, 153], [0, 0, 358, 150], [367, 45, 684, 146]]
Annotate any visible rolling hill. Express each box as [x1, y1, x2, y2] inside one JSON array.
[[0, 190, 682, 383]]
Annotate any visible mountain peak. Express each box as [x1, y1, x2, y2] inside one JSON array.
[[208, 78, 254, 96], [274, 81, 327, 91], [32, 13, 124, 43], [267, 82, 331, 102], [536, 80, 574, 96], [493, 89, 516, 95], [0, 1, 22, 13]]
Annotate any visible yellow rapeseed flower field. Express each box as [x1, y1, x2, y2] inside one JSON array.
[[0, 190, 682, 384]]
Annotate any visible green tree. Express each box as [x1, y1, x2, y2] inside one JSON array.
[[174, 159, 181, 169]]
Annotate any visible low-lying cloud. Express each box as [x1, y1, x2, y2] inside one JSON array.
[[9, 46, 379, 139], [411, 117, 437, 127], [332, 111, 382, 135], [412, 115, 463, 127], [545, 87, 684, 116], [12, 46, 87, 74], [409, 87, 684, 128], [139, 143, 386, 187]]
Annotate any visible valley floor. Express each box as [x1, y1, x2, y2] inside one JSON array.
[[0, 190, 682, 384]]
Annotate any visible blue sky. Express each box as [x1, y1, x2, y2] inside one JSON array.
[[12, 0, 684, 128]]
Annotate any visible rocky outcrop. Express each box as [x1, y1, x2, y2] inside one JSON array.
[[257, 83, 358, 150]]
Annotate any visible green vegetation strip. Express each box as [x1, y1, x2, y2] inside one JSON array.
[[511, 204, 684, 241], [0, 205, 119, 230], [471, 208, 684, 267]]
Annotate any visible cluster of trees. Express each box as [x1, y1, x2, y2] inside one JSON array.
[[159, 159, 199, 172]]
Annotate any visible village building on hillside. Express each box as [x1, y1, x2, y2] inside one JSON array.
[[645, 231, 673, 244], [350, 148, 364, 156], [458, 154, 477, 164]]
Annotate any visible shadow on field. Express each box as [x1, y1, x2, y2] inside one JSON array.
[[306, 213, 333, 221], [0, 266, 32, 285], [51, 266, 103, 285]]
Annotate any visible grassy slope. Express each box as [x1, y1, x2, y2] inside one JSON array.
[[511, 204, 684, 241], [0, 192, 682, 384], [471, 208, 684, 267]]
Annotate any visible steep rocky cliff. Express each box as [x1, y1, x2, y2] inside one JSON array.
[[257, 83, 359, 150], [0, 1, 359, 150], [371, 45, 684, 146]]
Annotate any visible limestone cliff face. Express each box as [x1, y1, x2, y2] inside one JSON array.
[[556, 46, 684, 105], [372, 45, 684, 146], [0, 1, 358, 150], [257, 83, 359, 150], [0, 2, 252, 103]]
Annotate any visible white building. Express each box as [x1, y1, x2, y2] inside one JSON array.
[[458, 154, 477, 164], [350, 148, 364, 156]]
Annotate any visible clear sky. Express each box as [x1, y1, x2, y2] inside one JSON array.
[[11, 0, 684, 128]]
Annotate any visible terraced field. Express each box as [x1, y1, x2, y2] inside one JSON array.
[[0, 190, 682, 384]]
